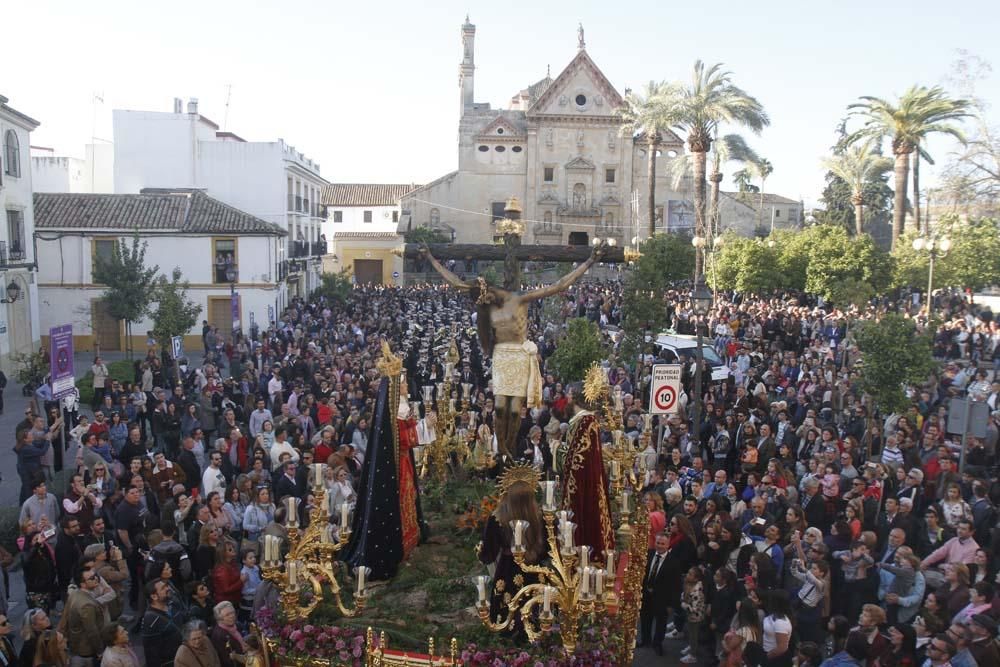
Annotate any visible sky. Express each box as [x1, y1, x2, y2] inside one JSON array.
[[5, 0, 1000, 208]]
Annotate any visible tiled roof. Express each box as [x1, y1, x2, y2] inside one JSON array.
[[527, 75, 553, 104], [33, 191, 287, 235], [322, 184, 419, 207], [722, 191, 802, 207], [332, 232, 400, 239]]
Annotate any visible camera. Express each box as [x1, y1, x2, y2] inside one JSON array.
[[42, 527, 56, 540]]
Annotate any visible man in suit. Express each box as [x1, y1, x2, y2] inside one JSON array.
[[639, 533, 672, 656], [801, 478, 827, 531], [274, 460, 299, 501]]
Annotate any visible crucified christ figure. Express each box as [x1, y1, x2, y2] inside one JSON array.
[[419, 240, 606, 462]]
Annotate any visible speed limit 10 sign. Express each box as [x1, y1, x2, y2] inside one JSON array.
[[649, 364, 682, 415]]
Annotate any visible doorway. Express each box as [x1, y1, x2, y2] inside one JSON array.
[[91, 299, 121, 352], [353, 259, 383, 285], [568, 231, 589, 246]]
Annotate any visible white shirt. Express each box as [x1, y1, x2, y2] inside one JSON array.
[[269, 439, 300, 471], [268, 376, 283, 402], [202, 465, 227, 496], [762, 615, 792, 652]]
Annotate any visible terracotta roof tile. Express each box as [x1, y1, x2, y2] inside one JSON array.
[[322, 184, 420, 207], [33, 191, 286, 235]]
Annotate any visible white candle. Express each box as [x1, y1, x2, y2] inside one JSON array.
[[288, 560, 298, 589], [579, 546, 589, 572], [286, 497, 298, 527], [263, 536, 272, 562], [580, 566, 590, 594], [620, 490, 630, 514], [606, 551, 615, 578], [357, 566, 367, 595], [341, 502, 350, 529], [313, 463, 323, 488], [595, 569, 604, 595], [513, 520, 525, 549], [475, 575, 488, 603], [543, 585, 551, 613], [611, 460, 620, 480], [544, 481, 555, 508]]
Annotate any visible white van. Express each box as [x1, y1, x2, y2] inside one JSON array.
[[653, 332, 731, 383]]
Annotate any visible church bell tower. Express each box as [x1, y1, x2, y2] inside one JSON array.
[[459, 16, 475, 117]]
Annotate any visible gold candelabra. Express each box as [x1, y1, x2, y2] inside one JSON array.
[[475, 509, 618, 655], [260, 468, 368, 621]]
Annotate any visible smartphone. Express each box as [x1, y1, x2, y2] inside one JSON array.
[[42, 527, 56, 540]]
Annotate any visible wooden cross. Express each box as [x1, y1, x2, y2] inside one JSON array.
[[401, 199, 627, 288]]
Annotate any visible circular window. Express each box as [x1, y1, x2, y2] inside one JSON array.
[[511, 146, 523, 153], [575, 94, 587, 106], [495, 145, 506, 152], [478, 145, 489, 152], [496, 128, 504, 135]]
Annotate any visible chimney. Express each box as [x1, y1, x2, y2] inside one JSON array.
[[187, 97, 199, 115], [173, 98, 183, 114]]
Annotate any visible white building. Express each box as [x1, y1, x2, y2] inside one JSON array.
[[0, 94, 41, 376], [400, 20, 801, 247], [31, 143, 114, 194], [112, 98, 328, 304], [321, 184, 417, 284], [34, 189, 286, 353]]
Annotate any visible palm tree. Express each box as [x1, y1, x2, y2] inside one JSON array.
[[820, 138, 893, 235], [747, 157, 773, 231], [670, 61, 769, 277], [846, 85, 970, 248], [618, 81, 682, 238], [668, 133, 761, 237]]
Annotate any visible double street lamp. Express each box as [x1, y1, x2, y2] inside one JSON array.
[[688, 279, 713, 444], [911, 235, 951, 316]]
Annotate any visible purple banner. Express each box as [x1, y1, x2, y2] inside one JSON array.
[[231, 292, 241, 330], [49, 324, 75, 399]]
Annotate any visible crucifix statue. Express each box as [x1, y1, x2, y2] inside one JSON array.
[[410, 197, 620, 462]]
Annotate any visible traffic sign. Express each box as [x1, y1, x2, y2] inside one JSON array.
[[392, 271, 400, 279], [948, 398, 990, 438], [649, 364, 682, 415], [171, 335, 183, 360]]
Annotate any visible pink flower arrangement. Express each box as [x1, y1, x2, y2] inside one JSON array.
[[256, 608, 366, 667]]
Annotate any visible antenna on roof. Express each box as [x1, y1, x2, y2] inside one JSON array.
[[223, 84, 232, 131]]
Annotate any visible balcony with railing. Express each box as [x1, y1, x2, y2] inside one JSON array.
[[289, 240, 328, 258], [0, 240, 27, 266]]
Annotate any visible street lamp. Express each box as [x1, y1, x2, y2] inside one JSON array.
[[0, 280, 22, 304], [226, 266, 239, 340], [911, 235, 951, 316], [690, 282, 712, 444]]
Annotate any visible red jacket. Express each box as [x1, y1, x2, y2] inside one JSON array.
[[211, 561, 243, 604]]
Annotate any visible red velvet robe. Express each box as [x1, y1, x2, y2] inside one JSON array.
[[561, 411, 615, 560], [397, 416, 420, 559]]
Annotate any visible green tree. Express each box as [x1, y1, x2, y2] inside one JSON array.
[[669, 60, 769, 276], [826, 277, 875, 310], [549, 318, 607, 384], [618, 81, 683, 237], [938, 216, 1000, 291], [805, 226, 892, 300], [92, 234, 159, 359], [150, 268, 202, 348], [770, 228, 812, 291], [620, 234, 696, 356], [854, 314, 933, 414], [735, 240, 783, 294], [846, 86, 971, 248], [404, 226, 452, 244], [314, 269, 354, 305], [820, 139, 893, 236]]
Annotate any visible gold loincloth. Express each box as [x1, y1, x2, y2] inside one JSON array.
[[492, 341, 542, 407]]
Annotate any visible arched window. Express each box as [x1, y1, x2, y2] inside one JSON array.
[[3, 130, 20, 178], [430, 208, 440, 226]]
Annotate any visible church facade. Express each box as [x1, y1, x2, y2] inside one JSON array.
[[400, 20, 800, 246]]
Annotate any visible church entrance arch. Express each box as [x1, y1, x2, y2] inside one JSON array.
[[568, 231, 589, 246]]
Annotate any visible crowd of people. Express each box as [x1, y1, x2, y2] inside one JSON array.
[[5, 277, 1000, 667]]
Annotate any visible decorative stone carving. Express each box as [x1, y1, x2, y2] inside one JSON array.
[[607, 129, 616, 150], [576, 129, 585, 148], [558, 95, 568, 107], [545, 128, 553, 147], [595, 95, 604, 107]]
